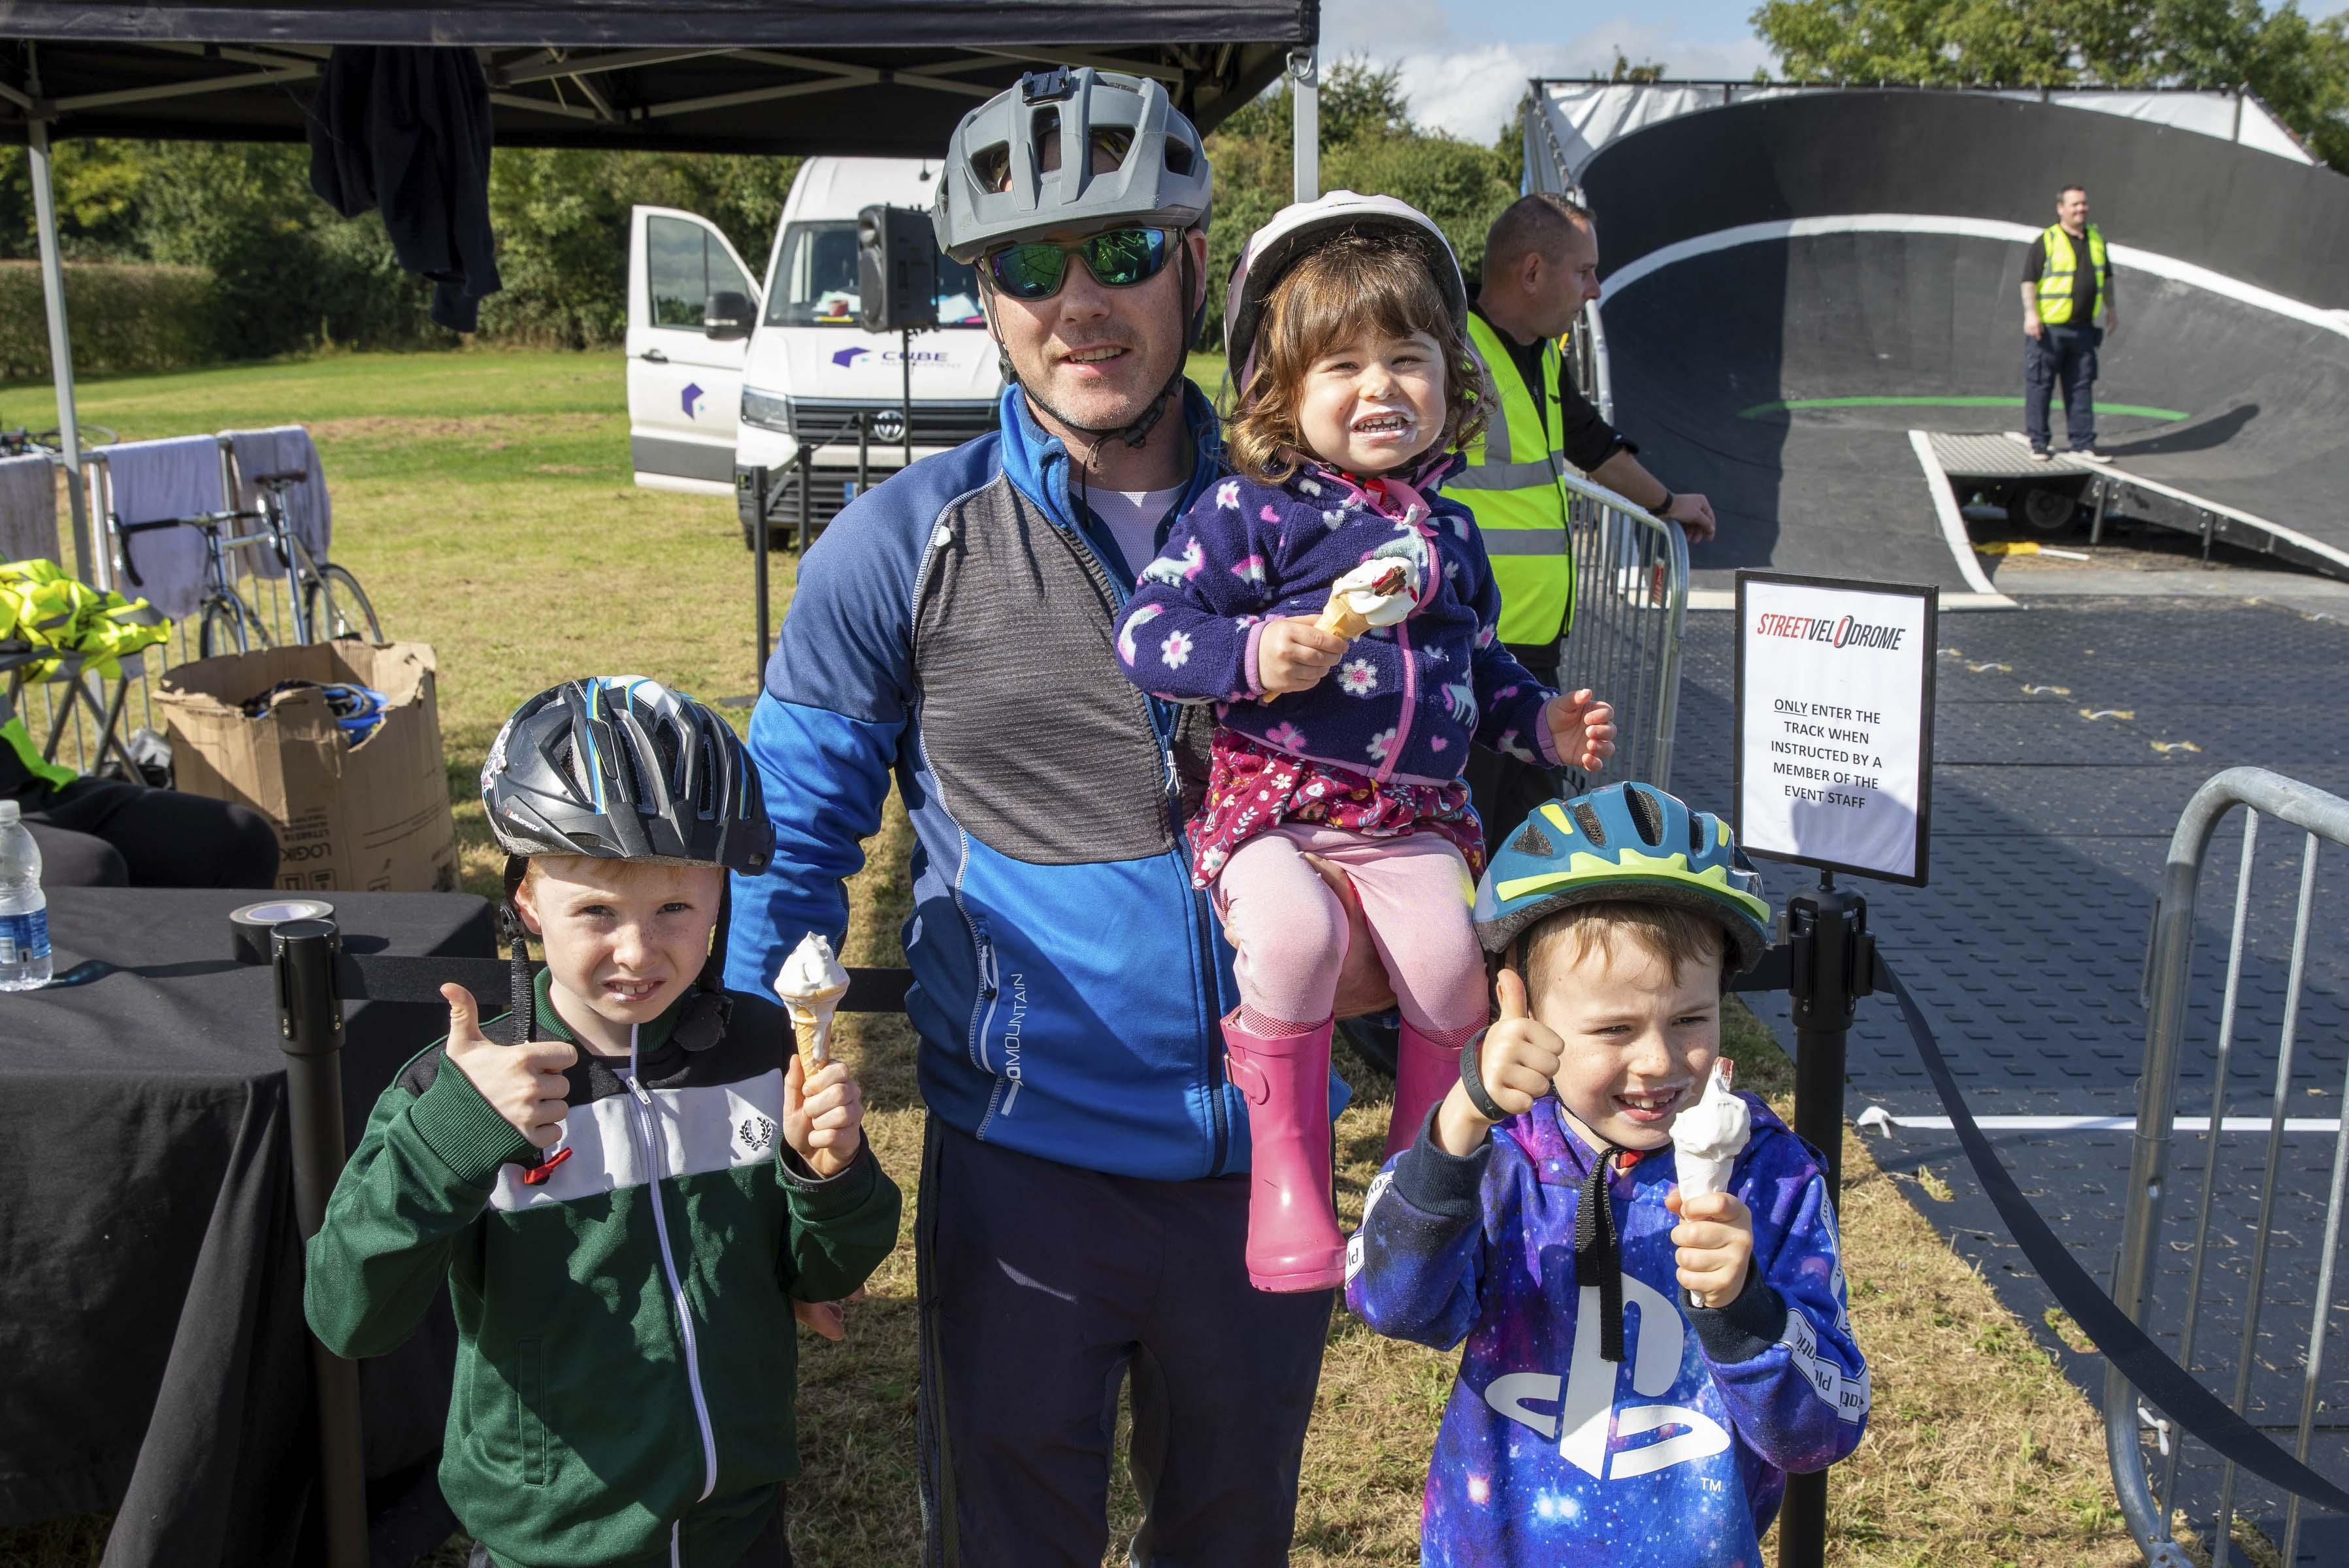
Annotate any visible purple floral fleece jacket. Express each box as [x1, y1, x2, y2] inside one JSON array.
[[1114, 462, 1558, 785], [1346, 1098, 1869, 1568]]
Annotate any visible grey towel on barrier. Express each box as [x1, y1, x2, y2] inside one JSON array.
[[99, 435, 223, 621], [0, 454, 59, 566], [223, 426, 331, 565]]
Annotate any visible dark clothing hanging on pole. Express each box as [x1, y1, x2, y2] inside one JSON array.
[[306, 47, 502, 333]]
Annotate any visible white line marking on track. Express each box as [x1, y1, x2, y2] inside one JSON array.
[[1860, 1109, 2344, 1134], [1909, 429, 2013, 602], [1603, 215, 2349, 341]]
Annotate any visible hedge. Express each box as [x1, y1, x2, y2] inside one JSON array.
[[0, 261, 214, 383]]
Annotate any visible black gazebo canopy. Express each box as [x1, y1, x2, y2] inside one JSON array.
[[1, 1, 1315, 152]]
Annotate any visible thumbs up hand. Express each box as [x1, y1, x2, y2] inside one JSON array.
[[441, 983, 578, 1151], [1432, 967, 1566, 1156]]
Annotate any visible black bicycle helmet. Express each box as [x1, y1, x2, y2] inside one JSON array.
[[483, 676, 773, 875]]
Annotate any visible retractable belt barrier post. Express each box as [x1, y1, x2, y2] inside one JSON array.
[[1773, 875, 1877, 1568], [1554, 473, 1688, 794], [268, 917, 368, 1568]]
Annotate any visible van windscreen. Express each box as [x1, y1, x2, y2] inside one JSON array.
[[764, 221, 986, 328]]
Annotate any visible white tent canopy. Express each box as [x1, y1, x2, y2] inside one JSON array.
[[1524, 80, 2316, 196]]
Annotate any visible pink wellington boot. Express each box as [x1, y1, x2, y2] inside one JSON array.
[[1222, 1013, 1346, 1292], [1385, 1021, 1462, 1160]]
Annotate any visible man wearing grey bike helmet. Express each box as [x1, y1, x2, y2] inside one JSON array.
[[727, 67, 1360, 1563]]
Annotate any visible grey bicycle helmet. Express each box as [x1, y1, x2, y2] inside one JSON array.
[[483, 676, 773, 875], [934, 67, 1213, 263]]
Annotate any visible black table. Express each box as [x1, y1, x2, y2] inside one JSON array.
[[0, 887, 495, 1567]]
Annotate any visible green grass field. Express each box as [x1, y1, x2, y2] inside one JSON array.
[[0, 350, 2137, 1567]]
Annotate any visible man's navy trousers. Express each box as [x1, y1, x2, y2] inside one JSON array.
[[2024, 323, 2102, 453], [915, 1120, 1333, 1567]]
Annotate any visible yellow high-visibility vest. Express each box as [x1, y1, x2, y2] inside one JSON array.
[[1450, 312, 1575, 645], [2036, 223, 2109, 326]]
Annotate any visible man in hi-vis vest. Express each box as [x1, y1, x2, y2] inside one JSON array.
[[1448, 192, 1715, 862], [2021, 184, 2117, 463]]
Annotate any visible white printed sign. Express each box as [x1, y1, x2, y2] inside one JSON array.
[[1733, 572, 1937, 885]]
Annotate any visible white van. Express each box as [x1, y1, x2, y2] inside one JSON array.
[[625, 156, 1002, 542]]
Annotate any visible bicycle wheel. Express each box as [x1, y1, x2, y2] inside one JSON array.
[[37, 423, 115, 452], [304, 563, 384, 644], [197, 596, 263, 659]]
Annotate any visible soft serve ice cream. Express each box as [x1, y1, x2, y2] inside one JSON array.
[[775, 931, 850, 1066], [1315, 559, 1419, 638], [1669, 1058, 1750, 1200]]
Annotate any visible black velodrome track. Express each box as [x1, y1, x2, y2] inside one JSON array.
[[1579, 92, 2349, 593]]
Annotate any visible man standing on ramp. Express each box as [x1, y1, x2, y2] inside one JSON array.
[[1451, 191, 1716, 858], [2022, 184, 2117, 463]]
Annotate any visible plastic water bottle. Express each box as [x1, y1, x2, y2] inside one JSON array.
[[0, 799, 52, 992]]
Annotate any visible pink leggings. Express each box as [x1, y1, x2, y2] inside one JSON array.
[[1214, 823, 1488, 1043]]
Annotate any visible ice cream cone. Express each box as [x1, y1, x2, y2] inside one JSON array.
[[1314, 561, 1415, 642], [1675, 1152, 1737, 1202], [1315, 600, 1373, 638], [785, 985, 849, 1066], [776, 931, 851, 1068]]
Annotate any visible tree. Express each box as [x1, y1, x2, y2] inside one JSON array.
[[1609, 50, 1671, 83], [1750, 0, 2349, 170], [1201, 56, 1520, 348]]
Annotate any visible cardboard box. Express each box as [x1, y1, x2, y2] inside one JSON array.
[[159, 640, 461, 894]]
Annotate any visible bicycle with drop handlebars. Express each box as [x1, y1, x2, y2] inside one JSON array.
[[117, 468, 382, 658]]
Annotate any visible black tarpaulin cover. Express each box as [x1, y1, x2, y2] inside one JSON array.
[[0, 1, 1315, 152]]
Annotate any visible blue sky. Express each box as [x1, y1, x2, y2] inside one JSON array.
[[1326, 0, 2349, 140], [1322, 0, 1775, 139]]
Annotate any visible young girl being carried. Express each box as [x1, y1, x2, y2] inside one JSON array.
[[1115, 193, 1615, 1293]]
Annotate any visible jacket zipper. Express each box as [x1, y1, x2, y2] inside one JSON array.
[[1057, 455, 1228, 1172], [1370, 506, 1439, 787], [623, 1026, 719, 1509], [1375, 616, 1419, 786]]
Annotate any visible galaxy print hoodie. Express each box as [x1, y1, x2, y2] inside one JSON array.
[[1346, 1096, 1868, 1567]]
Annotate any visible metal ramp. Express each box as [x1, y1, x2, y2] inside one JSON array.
[[1928, 431, 2349, 582]]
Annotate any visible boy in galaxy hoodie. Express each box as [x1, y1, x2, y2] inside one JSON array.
[[1346, 783, 1867, 1567]]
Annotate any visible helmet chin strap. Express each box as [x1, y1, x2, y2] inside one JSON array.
[[985, 246, 1196, 459]]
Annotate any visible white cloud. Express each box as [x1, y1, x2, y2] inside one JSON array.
[[1319, 1, 1775, 142]]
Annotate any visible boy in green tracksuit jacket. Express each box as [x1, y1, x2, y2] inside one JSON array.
[[305, 677, 901, 1568]]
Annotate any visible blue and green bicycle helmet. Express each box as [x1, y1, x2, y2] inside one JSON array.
[[1473, 782, 1771, 972]]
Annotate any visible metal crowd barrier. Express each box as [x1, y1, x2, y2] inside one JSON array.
[[1554, 469, 1687, 794], [2107, 766, 2349, 1567]]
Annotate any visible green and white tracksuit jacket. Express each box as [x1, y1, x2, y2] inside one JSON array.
[[304, 970, 902, 1568]]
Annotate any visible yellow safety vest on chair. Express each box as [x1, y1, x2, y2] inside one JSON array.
[[1451, 312, 1575, 645], [2035, 223, 2109, 326]]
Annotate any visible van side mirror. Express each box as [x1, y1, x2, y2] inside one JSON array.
[[705, 291, 754, 341]]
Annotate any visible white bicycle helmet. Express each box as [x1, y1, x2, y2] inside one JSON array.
[[934, 67, 1213, 263], [1223, 191, 1469, 394]]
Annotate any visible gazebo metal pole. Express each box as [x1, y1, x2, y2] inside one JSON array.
[[25, 50, 94, 585], [1290, 47, 1317, 203]]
